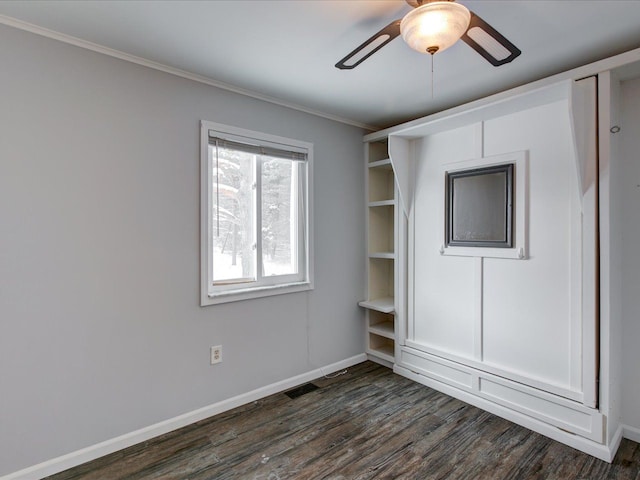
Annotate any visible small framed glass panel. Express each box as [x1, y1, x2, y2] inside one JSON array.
[[445, 163, 514, 248]]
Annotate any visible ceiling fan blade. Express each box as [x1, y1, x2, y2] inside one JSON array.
[[335, 20, 401, 70], [461, 12, 521, 67]]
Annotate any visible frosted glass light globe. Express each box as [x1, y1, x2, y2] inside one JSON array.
[[400, 1, 471, 54]]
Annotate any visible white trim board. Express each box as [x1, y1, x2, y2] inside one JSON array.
[[438, 151, 528, 260], [0, 14, 376, 132], [610, 424, 625, 460], [365, 47, 640, 142], [394, 365, 616, 463], [2, 354, 366, 480], [397, 347, 600, 440]]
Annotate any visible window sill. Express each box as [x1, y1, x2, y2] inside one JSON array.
[[201, 281, 313, 306]]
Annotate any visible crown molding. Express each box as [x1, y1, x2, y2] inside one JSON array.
[[0, 14, 378, 131]]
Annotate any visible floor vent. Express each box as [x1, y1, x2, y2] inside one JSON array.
[[284, 383, 319, 399]]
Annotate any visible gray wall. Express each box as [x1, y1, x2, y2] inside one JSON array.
[[620, 77, 640, 432], [0, 24, 365, 475]]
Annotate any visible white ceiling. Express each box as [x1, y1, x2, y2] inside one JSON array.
[[1, 0, 640, 129]]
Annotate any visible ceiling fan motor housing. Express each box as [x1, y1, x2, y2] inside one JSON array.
[[400, 1, 471, 54], [406, 0, 456, 7]]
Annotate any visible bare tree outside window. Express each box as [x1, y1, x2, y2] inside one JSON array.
[[262, 157, 297, 277], [202, 122, 312, 304], [209, 145, 304, 286], [211, 147, 256, 284]]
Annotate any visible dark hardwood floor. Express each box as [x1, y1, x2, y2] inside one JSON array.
[[47, 361, 640, 480]]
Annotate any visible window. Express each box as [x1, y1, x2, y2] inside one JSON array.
[[200, 121, 313, 305], [445, 163, 514, 248], [439, 151, 527, 260]]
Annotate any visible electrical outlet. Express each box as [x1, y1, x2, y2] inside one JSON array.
[[210, 345, 222, 365]]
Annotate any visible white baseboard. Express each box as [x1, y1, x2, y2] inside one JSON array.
[[2, 354, 367, 480], [623, 424, 640, 444], [609, 424, 624, 462]]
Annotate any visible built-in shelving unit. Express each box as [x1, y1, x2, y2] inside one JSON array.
[[359, 139, 397, 367]]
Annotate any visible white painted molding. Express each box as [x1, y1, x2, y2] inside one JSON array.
[[439, 151, 529, 260], [623, 424, 640, 444], [2, 354, 367, 480], [566, 77, 599, 409], [569, 77, 598, 198], [610, 424, 625, 460], [395, 365, 617, 463], [365, 47, 640, 142], [0, 14, 376, 132], [388, 135, 412, 218], [402, 341, 583, 402]]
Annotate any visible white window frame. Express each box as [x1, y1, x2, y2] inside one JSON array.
[[200, 120, 314, 305], [439, 151, 528, 260]]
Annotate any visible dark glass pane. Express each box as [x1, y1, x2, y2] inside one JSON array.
[[446, 163, 513, 248], [452, 172, 507, 242]]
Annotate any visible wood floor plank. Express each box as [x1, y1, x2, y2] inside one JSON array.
[[45, 362, 640, 480]]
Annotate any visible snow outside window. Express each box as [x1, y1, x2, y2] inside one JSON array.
[[201, 121, 313, 305]]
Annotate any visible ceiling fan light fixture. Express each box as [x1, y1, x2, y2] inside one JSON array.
[[400, 1, 471, 54]]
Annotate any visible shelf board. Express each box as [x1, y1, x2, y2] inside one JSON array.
[[368, 252, 394, 259], [368, 158, 392, 170], [359, 297, 395, 313], [369, 321, 394, 339], [367, 344, 394, 363], [368, 200, 395, 208]]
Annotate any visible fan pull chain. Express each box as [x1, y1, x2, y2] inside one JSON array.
[[430, 53, 434, 100], [426, 46, 438, 100]]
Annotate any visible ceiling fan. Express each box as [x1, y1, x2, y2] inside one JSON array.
[[335, 0, 521, 70]]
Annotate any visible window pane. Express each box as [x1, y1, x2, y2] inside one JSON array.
[[452, 171, 508, 242], [261, 157, 299, 277], [211, 145, 256, 284]]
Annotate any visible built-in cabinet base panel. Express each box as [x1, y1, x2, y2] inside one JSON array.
[[395, 346, 613, 461]]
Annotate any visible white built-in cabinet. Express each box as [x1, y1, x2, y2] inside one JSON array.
[[359, 140, 397, 366], [357, 47, 640, 463], [360, 67, 634, 462]]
